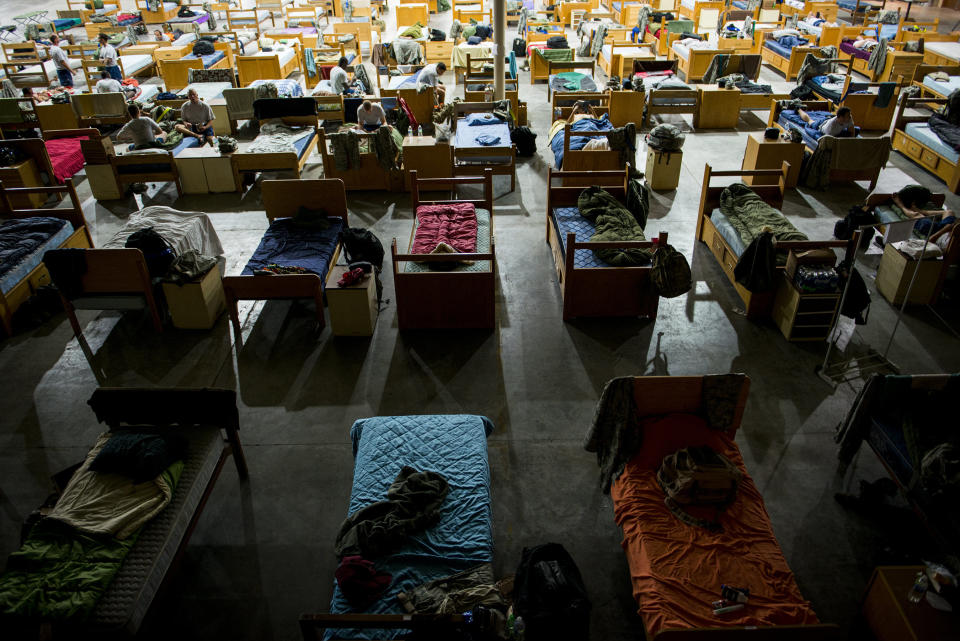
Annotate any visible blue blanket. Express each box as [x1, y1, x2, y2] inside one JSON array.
[[550, 114, 614, 168], [327, 415, 494, 640], [240, 216, 343, 278], [0, 217, 67, 281]]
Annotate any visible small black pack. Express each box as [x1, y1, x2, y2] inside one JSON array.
[[515, 543, 591, 641], [513, 37, 527, 57], [429, 28, 446, 41], [341, 227, 384, 269], [192, 40, 215, 56], [511, 126, 537, 156], [546, 35, 568, 49], [125, 227, 175, 278], [834, 205, 875, 247]]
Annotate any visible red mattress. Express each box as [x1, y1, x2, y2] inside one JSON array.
[[45, 136, 88, 184], [611, 413, 819, 638], [412, 203, 478, 254], [840, 39, 872, 61]]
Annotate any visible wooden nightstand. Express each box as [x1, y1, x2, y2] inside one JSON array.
[[875, 243, 943, 306], [771, 272, 840, 341], [326, 266, 378, 337], [862, 566, 959, 641], [0, 159, 45, 208], [645, 149, 682, 191], [741, 132, 804, 188], [403, 135, 453, 189], [694, 86, 741, 129], [425, 39, 454, 64]]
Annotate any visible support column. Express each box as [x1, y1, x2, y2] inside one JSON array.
[[493, 0, 506, 100]]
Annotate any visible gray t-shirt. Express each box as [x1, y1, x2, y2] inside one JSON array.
[[117, 116, 163, 146], [819, 116, 853, 136], [100, 43, 118, 67], [418, 63, 439, 87], [357, 103, 386, 125], [49, 45, 70, 71], [96, 78, 123, 93], [180, 100, 215, 125], [330, 66, 350, 94]]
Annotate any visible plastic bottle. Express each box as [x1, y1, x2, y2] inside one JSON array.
[[513, 615, 525, 641], [907, 571, 928, 603]]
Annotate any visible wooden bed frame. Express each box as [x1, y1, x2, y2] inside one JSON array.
[[225, 7, 273, 36], [237, 43, 301, 86], [545, 59, 596, 100], [844, 43, 922, 83], [316, 130, 402, 190], [332, 20, 375, 52], [160, 52, 233, 92], [81, 54, 157, 88], [695, 163, 853, 320], [530, 48, 574, 84], [525, 22, 569, 46], [645, 84, 699, 128], [644, 18, 692, 57], [551, 91, 610, 122], [463, 74, 521, 123], [110, 150, 183, 198], [677, 0, 724, 32], [391, 170, 496, 329], [313, 94, 347, 124], [62, 0, 120, 23], [922, 38, 960, 67], [381, 85, 436, 129], [0, 129, 107, 191], [546, 167, 667, 320], [72, 92, 128, 128], [0, 179, 91, 336], [135, 0, 180, 22], [285, 4, 323, 27], [555, 1, 592, 26], [223, 179, 346, 341], [608, 374, 842, 640], [760, 37, 826, 81], [891, 96, 960, 194], [1, 42, 58, 88], [232, 113, 319, 191], [453, 0, 491, 23], [768, 99, 890, 190], [452, 102, 517, 192], [599, 40, 656, 80], [667, 35, 725, 83], [780, 0, 838, 20], [804, 64, 902, 131], [558, 122, 624, 171], [397, 2, 430, 25], [911, 63, 960, 101]]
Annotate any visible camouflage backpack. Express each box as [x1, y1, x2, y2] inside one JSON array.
[[651, 243, 691, 298]]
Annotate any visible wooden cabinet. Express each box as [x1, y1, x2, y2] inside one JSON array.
[[694, 87, 740, 129], [425, 39, 455, 64], [741, 132, 804, 188], [161, 263, 225, 330], [771, 273, 840, 341], [327, 265, 378, 336], [175, 147, 239, 194], [403, 135, 452, 189], [862, 566, 960, 641], [0, 159, 45, 208], [876, 243, 943, 306], [645, 149, 682, 191]]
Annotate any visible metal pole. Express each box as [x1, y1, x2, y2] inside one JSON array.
[[494, 0, 506, 101]]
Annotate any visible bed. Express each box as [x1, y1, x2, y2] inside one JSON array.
[[0, 180, 91, 336], [80, 53, 156, 88], [760, 34, 822, 81], [677, 0, 724, 33], [135, 0, 180, 23], [923, 41, 960, 67], [549, 112, 623, 170], [551, 92, 610, 123], [0, 387, 247, 637], [644, 18, 695, 57], [453, 0, 490, 23], [891, 96, 960, 194], [770, 99, 890, 189], [62, 0, 120, 23], [524, 20, 567, 45], [396, 3, 430, 26], [160, 50, 231, 92], [546, 59, 597, 100], [452, 42, 495, 84], [913, 63, 960, 100], [237, 43, 301, 85], [803, 69, 901, 130], [222, 178, 346, 341], [377, 69, 436, 128], [595, 374, 840, 640], [695, 164, 852, 319], [669, 36, 723, 83], [530, 47, 575, 85], [391, 170, 496, 329], [0, 42, 81, 88], [231, 104, 319, 190], [0, 129, 106, 189], [643, 75, 697, 128], [545, 167, 667, 320], [299, 413, 493, 639], [72, 89, 159, 128], [836, 0, 878, 18], [781, 0, 838, 20], [315, 128, 402, 190], [452, 103, 517, 192], [225, 7, 274, 35], [600, 40, 656, 80]]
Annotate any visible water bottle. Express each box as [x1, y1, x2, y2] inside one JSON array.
[[513, 615, 525, 641], [907, 571, 928, 603]]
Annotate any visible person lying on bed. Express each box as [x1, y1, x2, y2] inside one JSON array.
[[891, 186, 957, 238], [117, 103, 166, 149], [797, 106, 855, 137], [175, 88, 216, 147], [356, 100, 387, 132], [330, 56, 353, 95], [567, 100, 599, 123], [418, 62, 447, 105]]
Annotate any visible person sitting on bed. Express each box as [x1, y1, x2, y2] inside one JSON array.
[[95, 70, 122, 94], [798, 106, 855, 137], [356, 100, 387, 132], [330, 57, 352, 95], [418, 62, 447, 105], [117, 103, 166, 149], [175, 88, 217, 147]]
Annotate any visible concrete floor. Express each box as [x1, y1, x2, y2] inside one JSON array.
[[2, 2, 960, 640]]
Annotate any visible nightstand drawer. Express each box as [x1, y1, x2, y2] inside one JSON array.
[[920, 149, 940, 171]]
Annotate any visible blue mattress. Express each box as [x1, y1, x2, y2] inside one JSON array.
[[240, 215, 343, 277], [866, 417, 913, 487], [172, 136, 202, 156], [454, 120, 511, 162], [328, 415, 494, 640], [292, 131, 313, 160], [763, 40, 794, 59], [904, 122, 960, 163], [837, 0, 877, 10], [550, 114, 614, 168], [863, 24, 898, 40], [1, 219, 72, 294], [250, 78, 304, 98], [778, 110, 826, 147], [182, 50, 225, 68], [732, 0, 748, 8], [387, 68, 421, 90], [551, 207, 615, 269], [709, 209, 747, 258], [922, 74, 960, 97], [52, 18, 81, 31]]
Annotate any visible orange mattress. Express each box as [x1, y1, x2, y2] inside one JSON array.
[[611, 416, 819, 638]]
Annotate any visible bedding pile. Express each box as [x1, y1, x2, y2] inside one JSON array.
[[412, 203, 478, 256], [578, 186, 651, 266], [45, 136, 88, 183], [0, 217, 68, 278]]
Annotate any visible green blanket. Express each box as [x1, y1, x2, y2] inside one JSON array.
[[535, 48, 573, 63], [578, 186, 651, 266], [719, 183, 807, 247], [0, 461, 183, 621]]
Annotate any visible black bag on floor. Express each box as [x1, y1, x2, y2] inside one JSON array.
[[546, 35, 568, 49], [513, 37, 527, 57], [515, 543, 591, 641], [511, 126, 537, 156]]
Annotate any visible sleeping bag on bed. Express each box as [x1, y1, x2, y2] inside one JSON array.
[[412, 203, 478, 267], [578, 187, 652, 266]]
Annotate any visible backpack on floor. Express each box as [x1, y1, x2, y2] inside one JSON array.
[[651, 243, 691, 298], [657, 446, 741, 530], [511, 126, 537, 156], [514, 543, 591, 641], [513, 37, 527, 57]]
